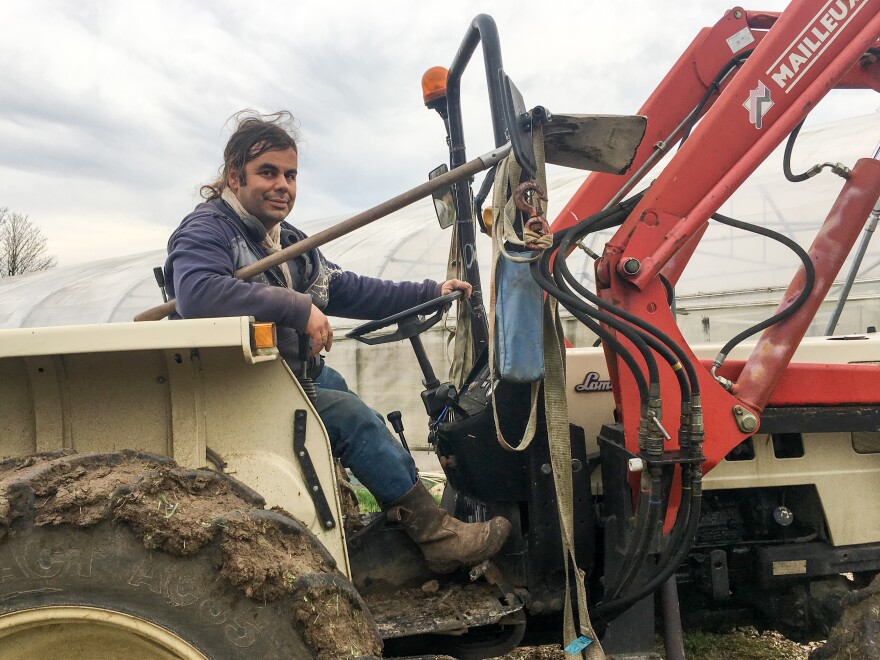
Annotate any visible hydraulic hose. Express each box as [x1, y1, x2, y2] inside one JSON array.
[[539, 203, 696, 601], [659, 273, 675, 307], [655, 464, 695, 569], [552, 247, 693, 402], [537, 247, 672, 601], [536, 196, 701, 601], [679, 50, 753, 147], [592, 475, 702, 621], [783, 119, 812, 182], [531, 196, 708, 623], [531, 254, 651, 404], [559, 210, 804, 617], [552, 203, 702, 397], [603, 472, 663, 601], [711, 212, 815, 362], [606, 421, 703, 600], [540, 242, 660, 384], [538, 49, 779, 625], [533, 204, 662, 400]]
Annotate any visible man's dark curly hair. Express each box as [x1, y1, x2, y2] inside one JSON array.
[[201, 110, 300, 200]]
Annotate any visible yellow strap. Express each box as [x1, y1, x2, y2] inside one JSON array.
[[544, 298, 604, 659], [446, 214, 474, 387], [489, 124, 604, 658]]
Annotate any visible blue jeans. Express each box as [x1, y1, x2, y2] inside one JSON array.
[[313, 365, 418, 506]]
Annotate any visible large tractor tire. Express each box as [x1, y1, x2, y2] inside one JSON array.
[[810, 574, 880, 660], [0, 450, 381, 660]]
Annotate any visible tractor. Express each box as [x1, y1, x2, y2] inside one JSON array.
[[1, 3, 879, 658]]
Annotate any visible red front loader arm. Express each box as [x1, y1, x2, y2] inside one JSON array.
[[552, 1, 880, 477]]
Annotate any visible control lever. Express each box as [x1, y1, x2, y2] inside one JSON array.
[[152, 267, 168, 303], [296, 333, 318, 403], [386, 411, 411, 455], [435, 383, 458, 403], [421, 381, 465, 418]]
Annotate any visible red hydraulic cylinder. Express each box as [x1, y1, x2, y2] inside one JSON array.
[[734, 158, 880, 412]]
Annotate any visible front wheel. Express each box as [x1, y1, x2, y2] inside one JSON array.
[[0, 450, 381, 659]]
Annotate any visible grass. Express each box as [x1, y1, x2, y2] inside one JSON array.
[[356, 488, 380, 513], [658, 627, 818, 659], [503, 628, 817, 659], [355, 479, 442, 513]]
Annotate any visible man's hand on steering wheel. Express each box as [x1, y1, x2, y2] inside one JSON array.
[[440, 278, 472, 300], [305, 304, 333, 356]]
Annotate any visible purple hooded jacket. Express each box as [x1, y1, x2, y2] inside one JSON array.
[[164, 199, 440, 375]]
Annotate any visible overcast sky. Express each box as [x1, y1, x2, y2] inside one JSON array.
[[1, 1, 877, 267]]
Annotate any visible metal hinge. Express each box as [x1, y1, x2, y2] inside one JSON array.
[[293, 409, 336, 531]]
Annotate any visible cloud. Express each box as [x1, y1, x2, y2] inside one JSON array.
[[1, 0, 876, 267]]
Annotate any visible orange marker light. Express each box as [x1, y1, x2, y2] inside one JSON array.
[[482, 208, 494, 234], [251, 322, 277, 350], [421, 66, 449, 105]]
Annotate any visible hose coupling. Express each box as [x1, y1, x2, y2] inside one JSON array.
[[711, 354, 733, 391]]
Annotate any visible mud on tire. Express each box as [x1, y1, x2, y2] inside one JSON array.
[[810, 574, 880, 660], [0, 450, 381, 659]]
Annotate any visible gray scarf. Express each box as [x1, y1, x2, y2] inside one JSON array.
[[221, 188, 293, 289]]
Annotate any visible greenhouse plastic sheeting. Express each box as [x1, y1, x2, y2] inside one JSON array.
[[2, 113, 880, 332]]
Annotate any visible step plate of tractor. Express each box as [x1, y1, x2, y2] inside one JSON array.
[[365, 581, 522, 639]]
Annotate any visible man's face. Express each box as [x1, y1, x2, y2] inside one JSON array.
[[228, 147, 298, 229]]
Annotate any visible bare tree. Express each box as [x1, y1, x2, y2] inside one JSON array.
[[0, 208, 57, 277]]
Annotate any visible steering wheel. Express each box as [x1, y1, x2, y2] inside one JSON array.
[[346, 291, 463, 346]]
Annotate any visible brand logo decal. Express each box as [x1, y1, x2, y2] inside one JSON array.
[[743, 81, 774, 129], [575, 372, 612, 393], [767, 0, 865, 94]]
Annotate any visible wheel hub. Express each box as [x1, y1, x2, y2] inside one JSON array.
[[0, 606, 207, 659]]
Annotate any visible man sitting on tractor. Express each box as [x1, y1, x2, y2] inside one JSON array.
[[163, 110, 510, 572]]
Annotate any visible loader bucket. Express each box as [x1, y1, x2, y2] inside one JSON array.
[[543, 113, 647, 174]]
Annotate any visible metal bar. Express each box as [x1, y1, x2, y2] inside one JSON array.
[[293, 409, 336, 531], [443, 14, 508, 357], [825, 206, 880, 335], [446, 14, 508, 151], [660, 576, 686, 660], [603, 107, 700, 211], [758, 405, 880, 434]]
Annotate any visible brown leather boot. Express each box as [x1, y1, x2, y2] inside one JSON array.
[[385, 482, 512, 574]]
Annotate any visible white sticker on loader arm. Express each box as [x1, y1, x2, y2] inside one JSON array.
[[727, 26, 755, 53]]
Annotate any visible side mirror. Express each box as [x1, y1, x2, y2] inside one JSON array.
[[429, 164, 456, 229]]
